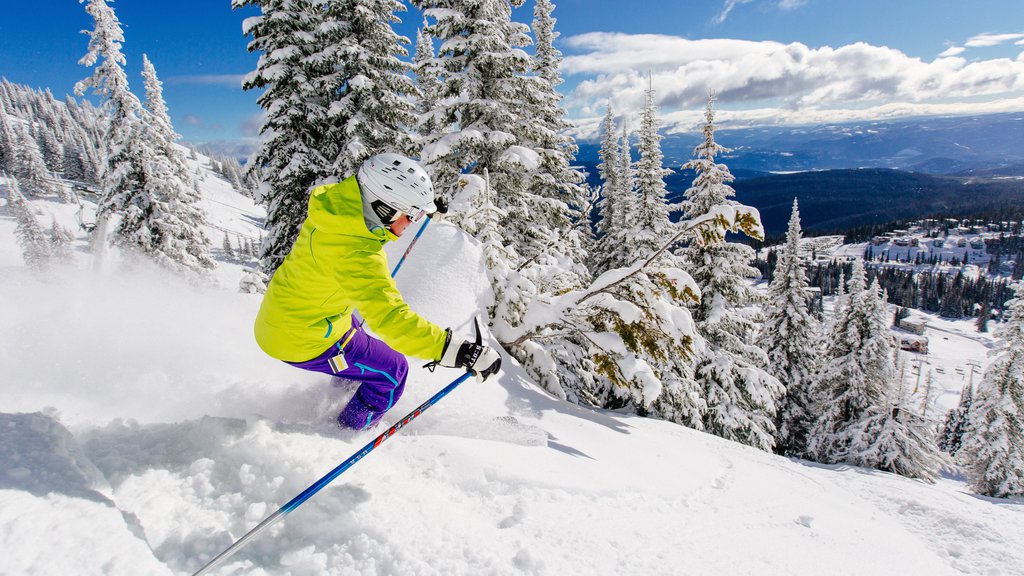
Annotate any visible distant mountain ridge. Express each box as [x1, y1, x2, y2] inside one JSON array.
[[578, 112, 1024, 176], [577, 112, 1024, 236]]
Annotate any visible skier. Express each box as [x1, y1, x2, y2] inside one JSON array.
[[254, 153, 502, 430]]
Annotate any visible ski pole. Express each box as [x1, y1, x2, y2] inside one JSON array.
[[192, 370, 474, 576], [390, 215, 432, 277]]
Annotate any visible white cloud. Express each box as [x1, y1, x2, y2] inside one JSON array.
[[964, 32, 1024, 48], [938, 46, 966, 57], [714, 0, 753, 24], [561, 32, 1024, 127], [566, 97, 1024, 141], [777, 0, 808, 9]]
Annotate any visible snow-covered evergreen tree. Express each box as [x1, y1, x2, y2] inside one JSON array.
[[236, 0, 415, 275], [960, 283, 1024, 498], [138, 55, 213, 272], [233, 0, 321, 275], [415, 0, 582, 269], [12, 125, 59, 198], [5, 176, 51, 269], [75, 0, 149, 251], [593, 122, 637, 273], [0, 107, 16, 173], [592, 102, 620, 272], [412, 20, 444, 141], [497, 202, 763, 428], [313, 0, 417, 174], [939, 381, 973, 456], [630, 82, 674, 258], [522, 0, 588, 254], [808, 266, 899, 464], [49, 219, 76, 263], [758, 198, 821, 456], [680, 94, 781, 451], [846, 403, 945, 481]]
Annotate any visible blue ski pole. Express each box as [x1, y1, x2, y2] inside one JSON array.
[[391, 215, 432, 277], [192, 370, 474, 576]]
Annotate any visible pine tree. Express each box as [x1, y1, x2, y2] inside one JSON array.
[[139, 54, 213, 272], [222, 233, 235, 261], [976, 300, 992, 333], [593, 102, 620, 272], [235, 0, 414, 275], [12, 124, 59, 198], [49, 219, 76, 263], [939, 381, 973, 456], [681, 94, 781, 451], [75, 0, 149, 250], [843, 347, 946, 480], [594, 122, 637, 272], [807, 259, 874, 462], [312, 0, 417, 175], [233, 0, 321, 275], [412, 20, 444, 141], [758, 198, 821, 455], [960, 284, 1024, 498], [414, 0, 581, 270], [5, 176, 51, 269], [523, 0, 588, 254], [0, 107, 16, 173], [631, 82, 674, 259]]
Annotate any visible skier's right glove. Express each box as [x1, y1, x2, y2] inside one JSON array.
[[438, 328, 502, 382]]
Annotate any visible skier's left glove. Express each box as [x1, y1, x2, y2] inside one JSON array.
[[438, 329, 502, 382]]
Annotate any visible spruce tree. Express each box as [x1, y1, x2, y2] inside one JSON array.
[[960, 284, 1024, 498], [12, 125, 59, 198], [0, 106, 15, 173], [592, 102, 620, 273], [50, 219, 76, 263], [139, 55, 213, 272], [5, 177, 51, 269], [807, 260, 872, 462], [681, 94, 781, 451], [312, 0, 417, 174], [938, 381, 973, 456], [412, 20, 443, 140], [594, 122, 637, 272], [758, 198, 821, 456], [631, 83, 674, 258], [236, 0, 414, 275], [414, 0, 581, 268], [233, 0, 321, 274], [75, 0, 149, 250]]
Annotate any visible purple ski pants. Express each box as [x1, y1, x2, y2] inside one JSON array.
[[287, 319, 408, 431]]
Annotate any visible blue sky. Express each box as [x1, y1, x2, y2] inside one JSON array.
[[1, 0, 1022, 151]]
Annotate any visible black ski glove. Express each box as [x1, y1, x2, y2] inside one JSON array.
[[438, 328, 502, 382]]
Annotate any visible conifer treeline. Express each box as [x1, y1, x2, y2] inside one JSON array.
[[762, 257, 1017, 321]]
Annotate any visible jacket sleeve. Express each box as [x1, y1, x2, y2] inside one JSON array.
[[331, 239, 448, 361]]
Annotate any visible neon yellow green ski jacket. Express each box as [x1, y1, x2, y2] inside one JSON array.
[[253, 176, 447, 363]]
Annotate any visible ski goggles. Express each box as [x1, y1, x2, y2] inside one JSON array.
[[373, 201, 429, 225], [405, 207, 428, 224]]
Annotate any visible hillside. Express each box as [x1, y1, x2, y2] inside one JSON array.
[[727, 169, 1024, 236], [2, 158, 1024, 575], [578, 112, 1024, 176]]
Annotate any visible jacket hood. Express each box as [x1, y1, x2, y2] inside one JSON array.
[[307, 176, 398, 243]]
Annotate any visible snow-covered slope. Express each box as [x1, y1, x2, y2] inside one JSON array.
[[1, 167, 1023, 575]]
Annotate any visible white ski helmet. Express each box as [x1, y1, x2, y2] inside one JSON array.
[[357, 153, 436, 225]]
